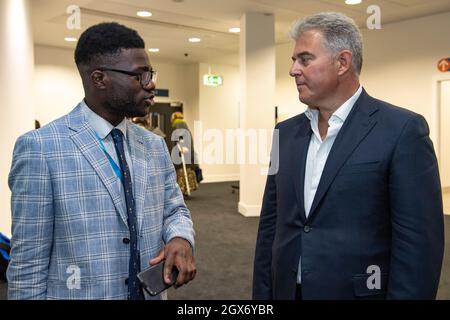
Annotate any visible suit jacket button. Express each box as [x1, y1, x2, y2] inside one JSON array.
[[123, 238, 130, 244], [303, 226, 311, 233], [125, 278, 129, 285]]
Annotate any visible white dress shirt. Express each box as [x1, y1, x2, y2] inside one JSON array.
[[297, 86, 362, 284]]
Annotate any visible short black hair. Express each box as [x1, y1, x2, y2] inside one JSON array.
[[75, 22, 145, 67]]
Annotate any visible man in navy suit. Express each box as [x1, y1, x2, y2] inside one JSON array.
[[253, 12, 444, 300]]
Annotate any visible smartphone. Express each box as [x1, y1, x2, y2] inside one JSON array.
[[137, 261, 179, 296]]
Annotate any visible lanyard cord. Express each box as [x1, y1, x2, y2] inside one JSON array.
[[95, 131, 123, 183]]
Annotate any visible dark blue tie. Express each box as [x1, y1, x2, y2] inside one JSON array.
[[110, 128, 141, 300]]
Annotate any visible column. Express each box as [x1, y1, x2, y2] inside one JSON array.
[[0, 0, 35, 236], [238, 13, 275, 216]]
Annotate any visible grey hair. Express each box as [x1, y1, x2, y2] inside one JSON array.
[[290, 12, 363, 75]]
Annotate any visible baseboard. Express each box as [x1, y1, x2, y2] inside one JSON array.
[[201, 174, 240, 183], [238, 202, 261, 217]]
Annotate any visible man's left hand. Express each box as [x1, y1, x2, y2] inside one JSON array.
[[149, 237, 196, 288]]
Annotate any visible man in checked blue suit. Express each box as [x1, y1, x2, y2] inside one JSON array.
[[8, 22, 195, 300], [253, 12, 445, 300]]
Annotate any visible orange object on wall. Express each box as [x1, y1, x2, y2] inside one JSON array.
[[438, 58, 450, 72]]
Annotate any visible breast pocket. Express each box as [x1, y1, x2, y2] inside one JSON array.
[[335, 161, 383, 191], [339, 161, 381, 175]]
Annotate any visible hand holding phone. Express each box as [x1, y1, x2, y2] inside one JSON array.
[[137, 261, 179, 296]]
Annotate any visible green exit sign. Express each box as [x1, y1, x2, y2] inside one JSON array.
[[203, 75, 223, 86]]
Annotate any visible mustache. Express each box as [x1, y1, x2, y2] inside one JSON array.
[[149, 90, 156, 95]]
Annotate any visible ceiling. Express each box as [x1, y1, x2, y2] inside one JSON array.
[[32, 0, 450, 65]]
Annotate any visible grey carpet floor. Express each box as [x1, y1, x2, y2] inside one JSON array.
[[167, 182, 259, 300], [1, 181, 449, 299]]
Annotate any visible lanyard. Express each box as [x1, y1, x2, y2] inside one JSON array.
[[95, 132, 123, 182]]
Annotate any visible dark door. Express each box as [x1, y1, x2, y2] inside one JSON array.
[[148, 102, 183, 148]]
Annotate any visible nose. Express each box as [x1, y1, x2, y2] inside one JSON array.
[[289, 59, 301, 78], [143, 79, 155, 92]]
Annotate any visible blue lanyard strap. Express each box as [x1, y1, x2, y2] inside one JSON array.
[[95, 132, 123, 182]]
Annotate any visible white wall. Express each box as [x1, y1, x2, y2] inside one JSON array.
[[148, 58, 189, 106], [181, 63, 199, 130], [34, 45, 84, 125], [360, 11, 450, 149], [197, 62, 240, 183]]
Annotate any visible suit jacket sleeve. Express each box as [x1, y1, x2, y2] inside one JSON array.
[[253, 125, 279, 300], [159, 138, 195, 248], [387, 114, 445, 299], [7, 134, 54, 300]]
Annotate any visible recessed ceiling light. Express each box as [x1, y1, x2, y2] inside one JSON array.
[[228, 27, 240, 33], [345, 0, 362, 4], [137, 11, 152, 17], [188, 37, 201, 43], [148, 48, 160, 52], [64, 37, 77, 42]]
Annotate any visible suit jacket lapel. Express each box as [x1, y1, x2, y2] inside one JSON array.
[[292, 115, 313, 223], [67, 105, 129, 227], [307, 90, 379, 222], [127, 126, 147, 235]]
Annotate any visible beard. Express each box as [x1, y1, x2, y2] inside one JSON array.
[[105, 93, 147, 118]]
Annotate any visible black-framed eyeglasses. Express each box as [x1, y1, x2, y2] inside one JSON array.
[[98, 67, 157, 87]]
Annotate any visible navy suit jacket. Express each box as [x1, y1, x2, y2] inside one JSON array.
[[253, 89, 445, 300]]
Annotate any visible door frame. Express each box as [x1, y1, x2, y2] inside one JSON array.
[[433, 74, 450, 190], [433, 74, 450, 163]]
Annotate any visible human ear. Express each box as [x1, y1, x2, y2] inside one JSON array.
[[90, 70, 107, 89], [337, 50, 353, 75]]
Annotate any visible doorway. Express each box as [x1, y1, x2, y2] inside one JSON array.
[[439, 79, 450, 214], [149, 102, 183, 148]]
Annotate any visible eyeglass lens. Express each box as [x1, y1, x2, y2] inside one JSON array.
[[141, 71, 157, 86]]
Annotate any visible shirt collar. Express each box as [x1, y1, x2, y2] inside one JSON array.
[[304, 85, 362, 124], [332, 85, 362, 123], [304, 107, 317, 121], [80, 100, 128, 140]]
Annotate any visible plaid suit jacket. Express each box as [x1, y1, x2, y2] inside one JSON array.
[[7, 104, 195, 299]]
